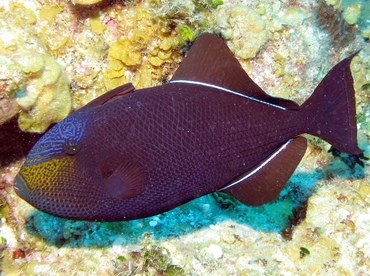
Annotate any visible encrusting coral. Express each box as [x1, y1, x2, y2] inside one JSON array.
[[71, 0, 103, 5], [0, 3, 71, 133], [14, 53, 71, 133], [218, 4, 268, 59], [0, 0, 224, 132]]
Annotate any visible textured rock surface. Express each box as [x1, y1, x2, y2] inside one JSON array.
[[0, 0, 369, 274]]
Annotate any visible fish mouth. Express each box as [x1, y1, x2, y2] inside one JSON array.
[[14, 174, 30, 202], [13, 161, 104, 221]]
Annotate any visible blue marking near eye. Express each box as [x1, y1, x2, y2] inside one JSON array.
[[26, 146, 64, 166], [25, 114, 87, 166]]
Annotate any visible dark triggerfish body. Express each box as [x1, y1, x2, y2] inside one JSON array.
[[15, 34, 363, 221]]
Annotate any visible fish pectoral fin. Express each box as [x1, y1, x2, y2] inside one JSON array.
[[81, 83, 135, 110], [220, 136, 307, 206], [100, 158, 146, 199]]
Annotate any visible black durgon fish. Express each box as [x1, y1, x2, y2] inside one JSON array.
[[14, 33, 364, 221]]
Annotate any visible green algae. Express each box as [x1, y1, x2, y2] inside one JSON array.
[[194, 0, 223, 10], [142, 243, 185, 275], [177, 25, 194, 41]]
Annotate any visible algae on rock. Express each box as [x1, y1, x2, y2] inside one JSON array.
[[15, 53, 71, 133], [218, 4, 268, 59], [325, 0, 370, 39], [0, 3, 71, 132], [71, 0, 103, 5], [1, 0, 222, 131]]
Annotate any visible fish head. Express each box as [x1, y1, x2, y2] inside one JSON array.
[[15, 109, 147, 221], [14, 110, 97, 219]]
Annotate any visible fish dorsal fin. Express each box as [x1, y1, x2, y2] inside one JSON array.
[[219, 136, 307, 206], [81, 83, 135, 110], [100, 156, 146, 199], [171, 33, 299, 110]]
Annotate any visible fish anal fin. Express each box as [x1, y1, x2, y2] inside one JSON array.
[[221, 136, 307, 206], [100, 156, 146, 199], [81, 83, 135, 110], [171, 33, 299, 110]]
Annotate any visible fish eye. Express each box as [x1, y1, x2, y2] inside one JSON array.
[[63, 144, 80, 155]]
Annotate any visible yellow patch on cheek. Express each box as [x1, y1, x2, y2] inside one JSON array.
[[19, 157, 76, 192]]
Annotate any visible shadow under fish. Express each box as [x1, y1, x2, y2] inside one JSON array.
[[14, 33, 366, 222]]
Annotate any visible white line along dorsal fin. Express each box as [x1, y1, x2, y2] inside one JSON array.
[[170, 80, 287, 110], [170, 34, 300, 111]]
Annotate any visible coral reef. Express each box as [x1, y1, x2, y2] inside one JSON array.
[[322, 0, 370, 39], [71, 0, 103, 5], [14, 53, 71, 133], [0, 0, 369, 275], [316, 1, 357, 51], [341, 0, 370, 39], [217, 4, 268, 59], [0, 0, 222, 131], [0, 3, 71, 133]]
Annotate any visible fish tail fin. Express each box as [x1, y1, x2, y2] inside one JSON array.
[[301, 52, 363, 155]]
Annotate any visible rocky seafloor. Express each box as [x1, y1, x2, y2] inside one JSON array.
[[0, 0, 370, 275]]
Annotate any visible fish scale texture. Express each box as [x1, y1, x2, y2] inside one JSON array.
[[18, 83, 305, 221]]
